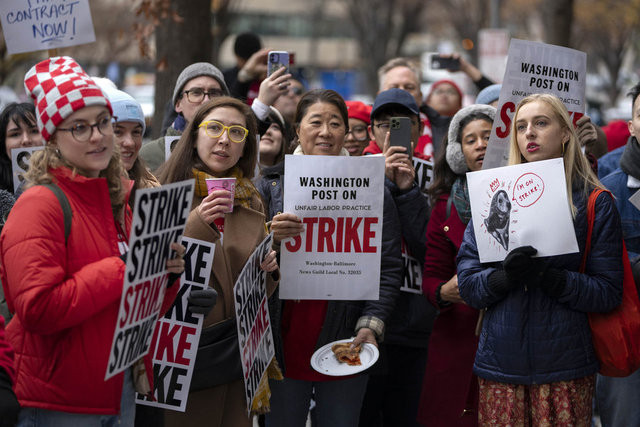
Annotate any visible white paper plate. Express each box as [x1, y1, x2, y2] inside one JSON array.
[[310, 338, 379, 376]]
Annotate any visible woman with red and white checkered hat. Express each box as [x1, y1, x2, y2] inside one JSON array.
[[0, 56, 183, 426]]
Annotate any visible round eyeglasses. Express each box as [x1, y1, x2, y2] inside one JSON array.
[[198, 120, 248, 143], [57, 115, 114, 142], [346, 125, 369, 141]]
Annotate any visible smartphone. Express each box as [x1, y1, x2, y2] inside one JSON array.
[[430, 54, 460, 71], [267, 51, 290, 77], [390, 117, 413, 159]]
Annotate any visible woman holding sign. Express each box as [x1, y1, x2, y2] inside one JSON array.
[[0, 102, 43, 193], [457, 93, 623, 425], [0, 57, 183, 427], [157, 96, 279, 427], [418, 104, 496, 427], [266, 89, 402, 427]]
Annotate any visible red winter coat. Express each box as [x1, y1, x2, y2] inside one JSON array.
[[417, 195, 480, 427], [0, 316, 14, 384], [0, 167, 178, 415]]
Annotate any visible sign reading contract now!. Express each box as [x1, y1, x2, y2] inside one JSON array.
[[0, 0, 96, 54], [280, 155, 385, 300]]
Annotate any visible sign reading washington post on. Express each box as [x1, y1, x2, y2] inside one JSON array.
[[482, 39, 587, 170], [280, 155, 385, 300], [136, 237, 215, 412], [468, 158, 578, 263], [0, 0, 96, 55], [234, 233, 275, 415], [11, 146, 43, 193], [106, 179, 195, 381]]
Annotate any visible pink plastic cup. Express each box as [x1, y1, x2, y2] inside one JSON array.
[[205, 177, 236, 212]]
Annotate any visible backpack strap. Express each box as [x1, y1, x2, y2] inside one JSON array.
[[580, 188, 610, 273], [41, 183, 72, 245]]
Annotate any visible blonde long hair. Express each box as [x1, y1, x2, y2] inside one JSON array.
[[25, 138, 127, 220], [508, 93, 602, 216]]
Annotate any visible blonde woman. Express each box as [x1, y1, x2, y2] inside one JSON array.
[[457, 94, 624, 426]]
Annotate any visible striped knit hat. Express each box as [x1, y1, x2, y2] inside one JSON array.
[[24, 56, 112, 141]]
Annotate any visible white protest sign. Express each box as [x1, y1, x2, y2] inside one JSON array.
[[468, 158, 578, 263], [0, 0, 96, 55], [630, 189, 640, 212], [136, 237, 215, 412], [412, 156, 434, 196], [105, 179, 195, 381], [164, 136, 181, 162], [483, 39, 587, 170], [280, 155, 385, 300], [234, 233, 275, 415], [11, 146, 43, 193]]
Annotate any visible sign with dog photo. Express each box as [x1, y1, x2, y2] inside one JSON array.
[[467, 158, 578, 263]]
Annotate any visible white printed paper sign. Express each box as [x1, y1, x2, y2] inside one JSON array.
[[280, 155, 385, 300], [165, 136, 181, 162], [629, 189, 640, 212], [0, 0, 96, 55], [136, 237, 215, 412], [105, 179, 195, 380], [11, 146, 43, 193], [234, 233, 275, 415], [483, 39, 587, 170], [468, 158, 578, 263]]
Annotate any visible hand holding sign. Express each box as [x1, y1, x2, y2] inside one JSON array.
[[270, 213, 304, 244]]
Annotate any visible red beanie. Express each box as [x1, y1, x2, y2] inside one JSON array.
[[345, 100, 372, 125], [602, 119, 631, 152], [24, 56, 112, 142], [426, 79, 463, 110]]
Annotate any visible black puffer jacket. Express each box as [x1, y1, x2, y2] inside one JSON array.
[[384, 179, 436, 348]]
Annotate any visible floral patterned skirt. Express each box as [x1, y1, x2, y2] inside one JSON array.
[[477, 375, 595, 426]]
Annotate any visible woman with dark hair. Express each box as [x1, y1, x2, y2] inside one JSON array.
[[0, 103, 43, 192], [157, 96, 279, 427], [417, 104, 495, 427], [265, 89, 402, 427], [458, 93, 624, 425]]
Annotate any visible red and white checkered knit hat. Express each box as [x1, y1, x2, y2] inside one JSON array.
[[24, 56, 112, 142]]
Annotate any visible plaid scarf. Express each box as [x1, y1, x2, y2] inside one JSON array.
[[193, 167, 258, 209], [450, 176, 472, 225]]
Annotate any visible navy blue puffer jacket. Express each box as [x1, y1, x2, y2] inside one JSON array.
[[457, 189, 624, 385]]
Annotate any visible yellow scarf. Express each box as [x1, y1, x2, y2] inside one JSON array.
[[192, 167, 258, 209]]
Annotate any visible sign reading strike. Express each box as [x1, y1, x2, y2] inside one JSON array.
[[105, 179, 195, 381], [234, 234, 275, 414], [412, 156, 434, 196], [280, 155, 385, 300], [467, 158, 578, 263], [136, 237, 215, 412], [0, 0, 96, 55], [482, 39, 587, 170], [11, 146, 43, 193]]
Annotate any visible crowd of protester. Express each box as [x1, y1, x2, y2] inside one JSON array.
[[0, 30, 637, 427]]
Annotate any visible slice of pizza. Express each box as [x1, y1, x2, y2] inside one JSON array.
[[331, 342, 362, 366]]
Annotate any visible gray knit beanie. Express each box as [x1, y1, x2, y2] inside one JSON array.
[[446, 104, 496, 175], [172, 62, 229, 106]]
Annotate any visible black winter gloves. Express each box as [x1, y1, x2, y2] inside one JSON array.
[[0, 369, 19, 427], [187, 288, 218, 315], [487, 245, 567, 299]]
